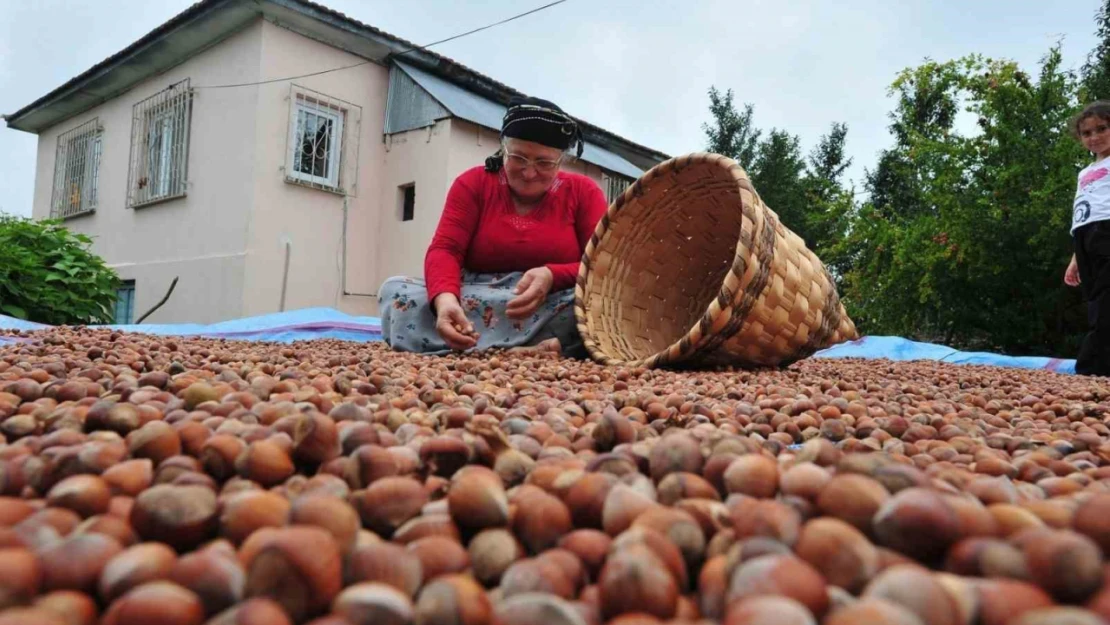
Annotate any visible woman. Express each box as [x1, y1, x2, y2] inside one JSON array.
[[379, 96, 609, 357]]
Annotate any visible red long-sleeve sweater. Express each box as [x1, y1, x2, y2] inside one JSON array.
[[424, 166, 609, 304]]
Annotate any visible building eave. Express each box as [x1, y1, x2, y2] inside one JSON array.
[[4, 0, 669, 165]]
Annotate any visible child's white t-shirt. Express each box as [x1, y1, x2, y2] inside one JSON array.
[[1073, 155, 1110, 234]]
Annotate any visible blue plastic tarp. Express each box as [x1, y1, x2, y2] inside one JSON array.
[[813, 336, 1076, 374], [0, 309, 1077, 374], [0, 308, 382, 346]]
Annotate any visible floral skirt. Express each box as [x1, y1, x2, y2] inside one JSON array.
[[378, 272, 585, 357]]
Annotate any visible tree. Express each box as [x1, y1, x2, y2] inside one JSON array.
[[1083, 0, 1110, 100], [750, 129, 808, 240], [702, 87, 760, 168], [702, 90, 856, 264], [0, 217, 120, 324], [834, 48, 1087, 353]]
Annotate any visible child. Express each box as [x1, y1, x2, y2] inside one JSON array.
[[1068, 101, 1110, 376]]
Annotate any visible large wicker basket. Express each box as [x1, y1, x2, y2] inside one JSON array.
[[574, 152, 858, 369]]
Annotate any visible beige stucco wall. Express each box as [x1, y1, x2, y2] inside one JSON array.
[[30, 20, 266, 324], [240, 20, 388, 319]]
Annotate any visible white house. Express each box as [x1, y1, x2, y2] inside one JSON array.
[[4, 0, 667, 324]]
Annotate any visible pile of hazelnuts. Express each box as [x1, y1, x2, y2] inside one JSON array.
[[0, 327, 1109, 625]]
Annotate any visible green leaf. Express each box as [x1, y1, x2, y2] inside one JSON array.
[[1, 304, 27, 319]]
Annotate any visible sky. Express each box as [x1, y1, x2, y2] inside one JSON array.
[[0, 0, 1104, 218]]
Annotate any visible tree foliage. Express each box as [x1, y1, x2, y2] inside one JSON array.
[[0, 216, 120, 325], [703, 19, 1105, 355]]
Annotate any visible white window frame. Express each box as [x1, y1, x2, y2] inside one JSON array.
[[50, 118, 103, 219], [602, 171, 633, 204], [127, 79, 193, 208], [286, 95, 344, 190]]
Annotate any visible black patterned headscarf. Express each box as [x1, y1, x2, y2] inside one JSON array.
[[485, 96, 584, 172]]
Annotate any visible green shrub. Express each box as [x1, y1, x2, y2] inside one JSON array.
[[0, 216, 120, 324]]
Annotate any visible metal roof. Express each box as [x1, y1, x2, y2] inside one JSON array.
[[395, 61, 644, 180]]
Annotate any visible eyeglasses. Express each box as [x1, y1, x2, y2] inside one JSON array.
[[504, 151, 562, 173]]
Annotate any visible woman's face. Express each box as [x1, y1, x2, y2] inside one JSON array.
[[502, 138, 564, 201]]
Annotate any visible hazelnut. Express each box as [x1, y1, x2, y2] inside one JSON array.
[[632, 506, 706, 571], [288, 493, 359, 553], [45, 474, 111, 518], [816, 474, 890, 534], [99, 542, 178, 603], [501, 557, 575, 599], [730, 499, 801, 548], [344, 542, 424, 597], [0, 547, 42, 608], [393, 514, 462, 545], [944, 537, 1029, 580], [101, 581, 205, 625], [414, 574, 491, 625], [647, 433, 704, 483], [169, 545, 245, 616], [219, 491, 290, 546], [0, 496, 35, 526], [873, 487, 960, 562], [126, 421, 181, 466], [1022, 529, 1104, 603], [779, 462, 831, 501], [0, 607, 70, 625], [862, 564, 962, 625], [101, 459, 154, 497], [1073, 493, 1110, 553], [822, 598, 928, 625], [794, 517, 878, 593], [33, 590, 99, 625], [698, 554, 728, 619], [612, 525, 689, 591], [447, 466, 510, 532], [420, 436, 471, 478], [346, 445, 400, 489], [563, 471, 618, 529], [292, 412, 340, 465], [722, 454, 779, 498], [601, 483, 659, 537], [727, 554, 827, 618], [40, 533, 123, 593], [199, 435, 247, 482], [598, 544, 678, 620], [130, 485, 218, 552], [723, 596, 817, 625], [469, 528, 525, 586], [234, 440, 294, 487], [199, 597, 292, 625], [493, 593, 591, 625], [557, 529, 611, 580], [332, 582, 415, 625], [406, 535, 470, 581], [976, 579, 1055, 625], [512, 490, 572, 553], [240, 526, 342, 622], [349, 476, 428, 538]]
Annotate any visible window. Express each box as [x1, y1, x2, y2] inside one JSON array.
[[603, 172, 632, 204], [113, 281, 136, 325], [284, 85, 362, 196], [50, 118, 102, 219], [400, 184, 415, 221], [128, 80, 193, 208]]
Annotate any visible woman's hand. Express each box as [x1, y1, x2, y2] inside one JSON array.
[[1065, 254, 1081, 287], [507, 267, 554, 320], [434, 293, 479, 350]]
